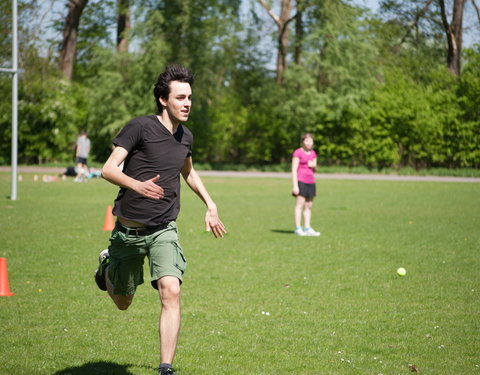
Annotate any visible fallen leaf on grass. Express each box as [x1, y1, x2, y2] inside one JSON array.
[[408, 363, 420, 372]]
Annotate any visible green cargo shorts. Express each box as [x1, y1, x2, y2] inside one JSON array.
[[107, 221, 187, 296]]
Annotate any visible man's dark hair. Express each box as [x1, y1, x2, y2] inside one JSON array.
[[153, 64, 194, 113]]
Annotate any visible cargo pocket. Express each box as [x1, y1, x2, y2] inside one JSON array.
[[172, 241, 187, 274]]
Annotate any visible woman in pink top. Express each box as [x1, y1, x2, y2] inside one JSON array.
[[291, 133, 321, 236]]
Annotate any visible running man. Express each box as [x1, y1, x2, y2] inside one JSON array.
[[95, 64, 227, 375]]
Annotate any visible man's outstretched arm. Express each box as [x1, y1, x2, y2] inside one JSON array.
[[181, 157, 227, 238]]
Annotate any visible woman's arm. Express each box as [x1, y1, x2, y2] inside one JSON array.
[[292, 156, 300, 195]]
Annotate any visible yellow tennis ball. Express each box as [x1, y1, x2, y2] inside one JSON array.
[[397, 267, 407, 276]]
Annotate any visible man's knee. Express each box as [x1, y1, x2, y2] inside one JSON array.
[[158, 277, 181, 303], [163, 283, 181, 299]]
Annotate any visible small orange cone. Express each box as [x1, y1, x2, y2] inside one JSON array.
[[0, 258, 14, 296], [103, 205, 115, 231]]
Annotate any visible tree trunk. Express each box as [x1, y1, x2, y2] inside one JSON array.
[[294, 7, 303, 64], [277, 0, 291, 81], [59, 0, 89, 81], [258, 0, 292, 83], [439, 0, 466, 75], [117, 0, 130, 53]]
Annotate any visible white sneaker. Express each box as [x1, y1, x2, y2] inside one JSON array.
[[303, 227, 320, 236], [294, 228, 306, 236], [98, 248, 109, 263]]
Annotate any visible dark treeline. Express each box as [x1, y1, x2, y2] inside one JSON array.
[[0, 0, 479, 169]]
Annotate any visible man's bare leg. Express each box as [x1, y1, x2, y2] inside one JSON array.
[[157, 276, 181, 365]]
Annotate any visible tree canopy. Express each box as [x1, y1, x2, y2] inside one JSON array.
[[0, 0, 479, 168]]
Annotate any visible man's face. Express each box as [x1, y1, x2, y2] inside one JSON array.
[[160, 81, 192, 124]]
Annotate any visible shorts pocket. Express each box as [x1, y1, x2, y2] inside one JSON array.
[[172, 241, 187, 274], [109, 228, 122, 243]]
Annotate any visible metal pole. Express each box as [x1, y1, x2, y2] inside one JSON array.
[[11, 0, 18, 201]]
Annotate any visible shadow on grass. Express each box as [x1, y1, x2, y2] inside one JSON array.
[[270, 229, 294, 235], [53, 361, 154, 375]]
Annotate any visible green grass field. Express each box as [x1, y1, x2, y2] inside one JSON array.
[[0, 172, 479, 375]]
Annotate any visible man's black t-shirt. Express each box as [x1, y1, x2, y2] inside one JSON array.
[[112, 115, 193, 226]]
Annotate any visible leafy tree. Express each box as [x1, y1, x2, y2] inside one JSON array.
[[295, 0, 380, 165], [257, 0, 293, 82], [116, 0, 130, 52], [379, 0, 479, 75], [453, 46, 480, 166], [59, 0, 89, 80], [438, 0, 467, 75], [83, 47, 168, 162], [74, 0, 116, 79], [136, 0, 243, 161]]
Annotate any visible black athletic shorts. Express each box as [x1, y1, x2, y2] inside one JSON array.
[[298, 182, 316, 199]]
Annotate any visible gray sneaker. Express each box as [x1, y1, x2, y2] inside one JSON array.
[[94, 249, 110, 291]]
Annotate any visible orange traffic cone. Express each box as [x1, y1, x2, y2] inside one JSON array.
[[103, 205, 115, 231], [0, 258, 14, 296]]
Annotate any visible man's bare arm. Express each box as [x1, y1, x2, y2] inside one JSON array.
[[181, 157, 227, 238], [102, 146, 164, 200]]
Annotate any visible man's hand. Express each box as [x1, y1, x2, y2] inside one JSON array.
[[205, 207, 227, 238], [134, 174, 164, 200]]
